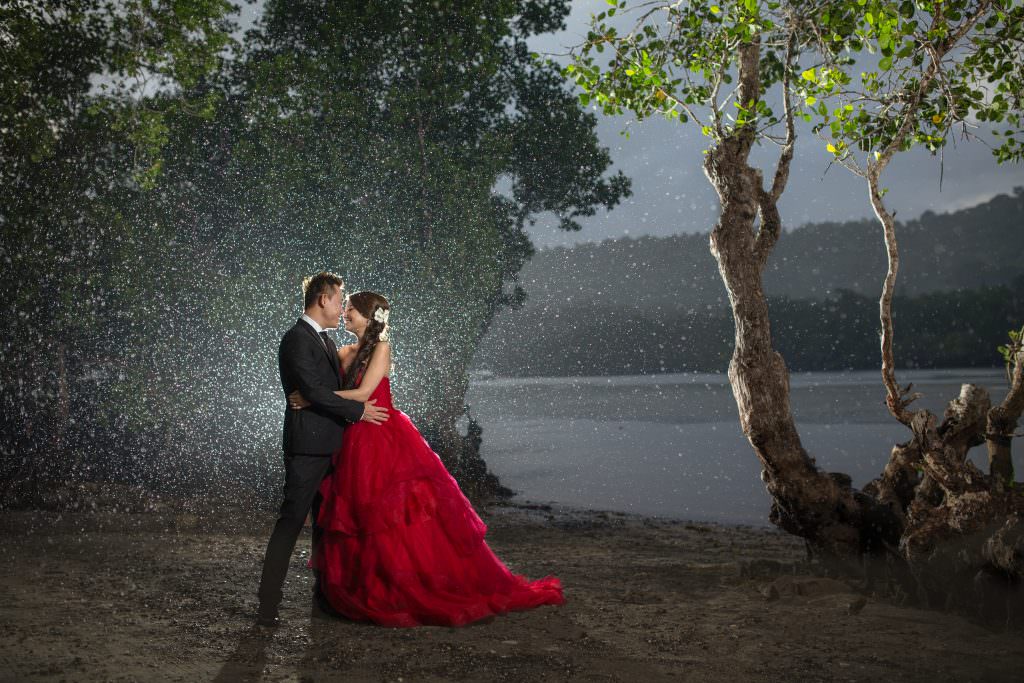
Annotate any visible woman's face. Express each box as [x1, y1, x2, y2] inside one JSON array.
[[342, 298, 369, 335]]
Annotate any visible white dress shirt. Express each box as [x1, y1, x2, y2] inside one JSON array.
[[302, 313, 332, 350]]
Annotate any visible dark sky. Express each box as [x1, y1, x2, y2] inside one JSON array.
[[238, 1, 1024, 249]]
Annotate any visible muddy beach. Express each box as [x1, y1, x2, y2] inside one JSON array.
[[1, 496, 1022, 682]]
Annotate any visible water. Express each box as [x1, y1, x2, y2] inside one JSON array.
[[465, 368, 1016, 526]]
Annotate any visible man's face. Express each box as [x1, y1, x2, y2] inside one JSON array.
[[323, 285, 344, 328]]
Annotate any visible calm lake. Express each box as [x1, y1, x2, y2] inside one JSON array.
[[465, 368, 1016, 526]]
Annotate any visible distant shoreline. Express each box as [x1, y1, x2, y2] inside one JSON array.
[[469, 365, 1009, 386]]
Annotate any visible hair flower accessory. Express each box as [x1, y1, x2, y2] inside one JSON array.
[[374, 306, 391, 341]]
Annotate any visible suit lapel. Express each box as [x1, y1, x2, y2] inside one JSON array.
[[297, 318, 339, 373], [324, 335, 340, 374]]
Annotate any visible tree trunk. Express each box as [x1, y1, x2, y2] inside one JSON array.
[[397, 297, 508, 500], [986, 347, 1023, 485], [699, 37, 1022, 617], [859, 152, 1024, 614], [703, 39, 901, 560], [866, 166, 921, 425]]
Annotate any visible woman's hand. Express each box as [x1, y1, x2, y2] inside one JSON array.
[[288, 390, 311, 410]]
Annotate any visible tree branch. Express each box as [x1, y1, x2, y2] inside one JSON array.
[[987, 344, 1024, 483], [754, 32, 796, 269], [867, 1, 994, 425]]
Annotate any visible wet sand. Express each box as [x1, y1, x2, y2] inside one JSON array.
[[1, 498, 1022, 682]]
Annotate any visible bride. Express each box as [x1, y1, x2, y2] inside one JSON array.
[[288, 290, 564, 627]]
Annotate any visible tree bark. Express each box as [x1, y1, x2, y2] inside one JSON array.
[[866, 168, 920, 426], [839, 0, 1024, 612], [987, 346, 1024, 485], [689, 4, 1023, 614], [703, 38, 900, 559]]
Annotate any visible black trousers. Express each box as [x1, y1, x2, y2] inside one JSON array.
[[257, 452, 333, 612]]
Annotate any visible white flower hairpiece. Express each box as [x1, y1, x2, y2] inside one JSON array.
[[374, 306, 390, 341]]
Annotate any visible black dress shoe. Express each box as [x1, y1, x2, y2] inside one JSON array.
[[256, 606, 281, 627]]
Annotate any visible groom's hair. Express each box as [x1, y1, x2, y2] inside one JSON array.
[[303, 272, 344, 310]]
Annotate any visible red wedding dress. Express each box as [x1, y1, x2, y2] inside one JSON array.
[[314, 371, 564, 627]]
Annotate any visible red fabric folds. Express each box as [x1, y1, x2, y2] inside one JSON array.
[[314, 377, 564, 627]]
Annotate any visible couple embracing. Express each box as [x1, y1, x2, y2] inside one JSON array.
[[256, 272, 564, 628]]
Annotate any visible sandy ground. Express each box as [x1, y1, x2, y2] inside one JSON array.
[[1, 498, 1023, 683]]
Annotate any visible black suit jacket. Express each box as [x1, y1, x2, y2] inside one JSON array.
[[279, 318, 364, 455]]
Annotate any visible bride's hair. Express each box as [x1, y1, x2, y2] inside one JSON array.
[[343, 290, 390, 390]]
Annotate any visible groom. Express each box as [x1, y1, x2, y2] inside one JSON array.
[[256, 271, 389, 627]]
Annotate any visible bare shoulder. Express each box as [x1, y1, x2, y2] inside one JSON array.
[[372, 340, 391, 359], [338, 343, 358, 361], [372, 340, 391, 375]]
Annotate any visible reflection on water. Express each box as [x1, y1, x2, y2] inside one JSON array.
[[466, 368, 1015, 526]]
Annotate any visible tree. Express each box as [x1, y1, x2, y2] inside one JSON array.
[[571, 0, 1024, 612], [570, 0, 906, 557], [130, 0, 630, 495], [0, 1, 235, 490], [1, 0, 235, 186], [799, 0, 1024, 605], [2, 1, 628, 499]]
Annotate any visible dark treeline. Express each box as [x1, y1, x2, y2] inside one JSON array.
[[486, 187, 1024, 318], [475, 276, 1024, 376], [475, 187, 1024, 376]]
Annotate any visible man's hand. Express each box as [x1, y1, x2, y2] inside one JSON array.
[[288, 390, 311, 410], [360, 399, 389, 425]]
